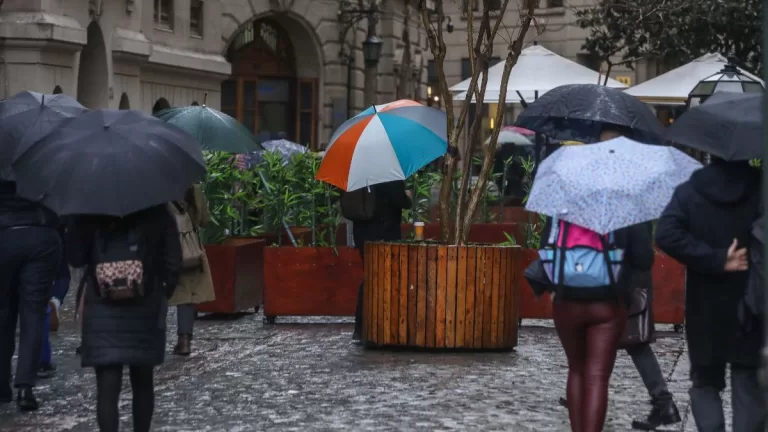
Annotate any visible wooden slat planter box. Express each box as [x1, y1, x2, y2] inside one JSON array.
[[363, 242, 522, 351], [652, 252, 685, 327], [198, 238, 265, 314], [515, 249, 685, 326], [262, 247, 363, 323]]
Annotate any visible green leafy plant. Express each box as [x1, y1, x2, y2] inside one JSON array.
[[200, 152, 263, 244], [520, 155, 545, 249], [404, 169, 442, 223]]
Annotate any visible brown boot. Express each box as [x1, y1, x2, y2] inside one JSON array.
[[173, 334, 192, 356]]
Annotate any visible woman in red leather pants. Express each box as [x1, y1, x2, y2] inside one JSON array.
[[550, 222, 654, 432]]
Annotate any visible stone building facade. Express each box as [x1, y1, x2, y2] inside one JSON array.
[[0, 0, 427, 149]]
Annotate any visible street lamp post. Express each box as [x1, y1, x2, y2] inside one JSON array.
[[686, 57, 763, 108], [686, 57, 764, 163], [338, 0, 383, 114]]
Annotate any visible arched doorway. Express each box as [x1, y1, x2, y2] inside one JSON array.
[[77, 22, 109, 109], [118, 93, 130, 110], [52, 86, 63, 94], [223, 17, 320, 149], [152, 98, 171, 114]]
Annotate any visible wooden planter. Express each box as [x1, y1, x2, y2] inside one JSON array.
[[518, 248, 554, 319], [363, 242, 522, 351], [652, 252, 685, 328], [197, 238, 265, 314], [262, 247, 363, 323]]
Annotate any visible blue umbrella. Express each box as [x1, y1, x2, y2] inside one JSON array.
[[525, 137, 702, 234]]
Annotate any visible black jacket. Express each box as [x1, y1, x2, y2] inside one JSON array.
[[0, 180, 58, 229], [540, 218, 654, 304], [352, 181, 412, 246], [656, 161, 761, 367], [67, 205, 182, 368]]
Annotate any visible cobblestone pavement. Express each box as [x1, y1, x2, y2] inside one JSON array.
[[0, 302, 729, 431]]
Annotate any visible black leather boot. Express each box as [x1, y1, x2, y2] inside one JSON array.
[[631, 399, 681, 430], [16, 386, 39, 411], [173, 334, 192, 356]]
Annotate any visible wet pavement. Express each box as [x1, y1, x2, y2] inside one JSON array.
[[0, 302, 729, 431]]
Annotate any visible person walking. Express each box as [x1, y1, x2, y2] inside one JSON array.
[[38, 226, 71, 378], [547, 217, 654, 432], [0, 179, 61, 411], [168, 185, 215, 356], [656, 158, 765, 431], [66, 205, 181, 432], [348, 180, 411, 341], [556, 127, 682, 430]]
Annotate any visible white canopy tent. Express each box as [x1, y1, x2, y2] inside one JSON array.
[[449, 44, 627, 104], [624, 53, 764, 105]]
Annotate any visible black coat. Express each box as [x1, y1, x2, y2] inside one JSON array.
[[67, 206, 182, 368], [352, 181, 412, 252], [540, 218, 655, 303], [656, 161, 761, 367]]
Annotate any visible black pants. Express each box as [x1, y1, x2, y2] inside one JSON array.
[[0, 226, 60, 387], [689, 363, 766, 432], [95, 365, 155, 432]]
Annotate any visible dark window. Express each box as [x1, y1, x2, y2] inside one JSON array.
[[462, 0, 501, 12], [190, 0, 203, 37], [427, 60, 438, 82], [462, 57, 501, 80], [461, 58, 472, 80], [548, 0, 564, 7], [576, 53, 600, 72], [154, 0, 173, 29]]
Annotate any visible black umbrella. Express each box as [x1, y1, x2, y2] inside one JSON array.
[[663, 92, 762, 161], [12, 109, 205, 217], [0, 91, 87, 179], [515, 84, 665, 143]]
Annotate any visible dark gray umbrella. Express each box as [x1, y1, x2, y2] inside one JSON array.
[[0, 91, 87, 179], [663, 92, 762, 161], [515, 84, 665, 143], [12, 109, 205, 217]]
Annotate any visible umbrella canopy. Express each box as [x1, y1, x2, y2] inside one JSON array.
[[249, 139, 308, 167], [506, 126, 535, 136], [526, 137, 702, 234], [624, 53, 764, 105], [487, 128, 532, 147], [515, 84, 665, 144], [0, 91, 87, 179], [12, 109, 205, 217], [316, 100, 447, 191], [663, 92, 762, 161], [450, 44, 627, 103], [155, 105, 262, 153]]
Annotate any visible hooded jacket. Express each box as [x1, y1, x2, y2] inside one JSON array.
[[656, 160, 761, 367]]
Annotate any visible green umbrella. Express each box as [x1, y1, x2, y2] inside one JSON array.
[[154, 100, 262, 153]]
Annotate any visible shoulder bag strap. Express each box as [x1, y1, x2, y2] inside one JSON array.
[[556, 221, 570, 298]]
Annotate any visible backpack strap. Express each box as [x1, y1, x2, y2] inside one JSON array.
[[548, 216, 560, 246], [555, 221, 570, 298], [599, 235, 617, 287]]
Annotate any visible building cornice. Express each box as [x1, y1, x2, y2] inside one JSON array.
[[0, 12, 86, 49]]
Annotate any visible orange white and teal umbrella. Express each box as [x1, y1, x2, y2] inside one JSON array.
[[315, 100, 447, 191]]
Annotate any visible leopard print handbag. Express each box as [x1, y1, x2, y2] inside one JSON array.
[[94, 260, 145, 301]]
